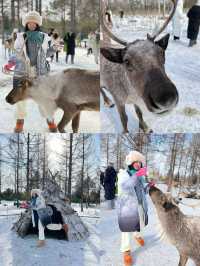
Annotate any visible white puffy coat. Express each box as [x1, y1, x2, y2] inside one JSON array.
[[172, 0, 185, 37]]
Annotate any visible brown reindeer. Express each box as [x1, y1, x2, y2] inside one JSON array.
[[101, 0, 179, 133], [149, 186, 200, 266], [6, 68, 100, 133], [4, 31, 17, 58]]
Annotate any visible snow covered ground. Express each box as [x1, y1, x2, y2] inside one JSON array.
[[0, 203, 100, 266], [99, 184, 200, 266], [101, 15, 200, 133], [0, 44, 100, 133]]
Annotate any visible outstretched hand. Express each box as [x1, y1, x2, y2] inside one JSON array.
[[148, 180, 156, 188], [135, 167, 147, 177]]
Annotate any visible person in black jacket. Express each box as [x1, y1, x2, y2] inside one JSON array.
[[187, 0, 200, 47], [103, 163, 117, 209], [63, 32, 76, 64]]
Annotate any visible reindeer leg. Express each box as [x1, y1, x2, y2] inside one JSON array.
[[100, 87, 114, 108], [178, 254, 188, 266], [134, 104, 153, 133], [72, 112, 81, 133], [116, 104, 128, 133], [57, 111, 75, 133]]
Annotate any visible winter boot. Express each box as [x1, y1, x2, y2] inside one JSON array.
[[47, 120, 57, 132], [135, 236, 145, 246], [14, 119, 24, 133], [62, 224, 69, 240], [174, 36, 180, 41], [189, 40, 196, 47], [37, 240, 45, 247], [123, 251, 133, 266]]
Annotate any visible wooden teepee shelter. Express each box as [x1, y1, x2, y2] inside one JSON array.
[[12, 179, 89, 241]]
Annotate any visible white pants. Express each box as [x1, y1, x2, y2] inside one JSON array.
[[38, 219, 45, 241], [120, 231, 142, 252], [15, 101, 54, 122], [16, 101, 27, 119]]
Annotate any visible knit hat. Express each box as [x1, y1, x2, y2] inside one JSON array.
[[22, 11, 42, 27], [125, 150, 145, 166]]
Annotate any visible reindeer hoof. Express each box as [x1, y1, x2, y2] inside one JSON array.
[[58, 127, 66, 133]]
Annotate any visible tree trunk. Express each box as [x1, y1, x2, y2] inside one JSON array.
[[70, 0, 76, 32], [39, 0, 42, 14], [81, 134, 85, 212], [12, 179, 89, 241], [42, 136, 46, 189], [26, 133, 30, 193], [11, 0, 15, 29], [68, 133, 73, 204], [0, 144, 1, 194], [1, 0, 5, 44]]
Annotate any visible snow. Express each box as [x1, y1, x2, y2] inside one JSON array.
[[100, 188, 199, 266], [0, 204, 100, 266], [0, 45, 100, 133], [101, 15, 200, 133]]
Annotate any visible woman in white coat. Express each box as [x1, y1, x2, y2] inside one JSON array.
[[30, 189, 46, 247], [117, 151, 149, 266], [172, 0, 185, 40], [13, 11, 57, 133]]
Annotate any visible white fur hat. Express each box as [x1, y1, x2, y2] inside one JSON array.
[[125, 150, 145, 166], [31, 188, 42, 196], [22, 11, 42, 27]]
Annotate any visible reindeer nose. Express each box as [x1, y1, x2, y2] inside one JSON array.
[[155, 83, 179, 109], [147, 82, 179, 113], [5, 95, 14, 104]]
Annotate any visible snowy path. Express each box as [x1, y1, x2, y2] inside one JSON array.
[[0, 206, 100, 266], [100, 195, 196, 266], [101, 16, 200, 133], [0, 46, 100, 133]]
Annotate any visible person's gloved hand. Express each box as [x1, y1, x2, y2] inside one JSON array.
[[148, 180, 156, 188], [135, 167, 147, 177]]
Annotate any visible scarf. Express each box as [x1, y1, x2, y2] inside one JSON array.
[[25, 31, 44, 45]]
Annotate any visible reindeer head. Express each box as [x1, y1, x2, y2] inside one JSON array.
[[149, 186, 177, 213], [6, 78, 33, 105], [101, 0, 179, 114]]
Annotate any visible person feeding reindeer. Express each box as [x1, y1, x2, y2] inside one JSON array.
[[117, 150, 154, 266]]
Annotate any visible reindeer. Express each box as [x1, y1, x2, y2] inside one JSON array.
[[4, 31, 17, 58], [149, 186, 200, 266], [6, 68, 100, 133], [100, 0, 179, 133]]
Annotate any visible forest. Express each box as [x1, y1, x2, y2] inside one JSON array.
[[0, 134, 100, 209]]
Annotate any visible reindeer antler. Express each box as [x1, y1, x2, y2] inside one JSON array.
[[101, 0, 127, 46], [148, 0, 178, 41], [101, 0, 177, 45]]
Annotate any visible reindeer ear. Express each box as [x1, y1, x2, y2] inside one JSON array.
[[162, 201, 175, 212], [155, 34, 170, 50], [101, 47, 125, 64]]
